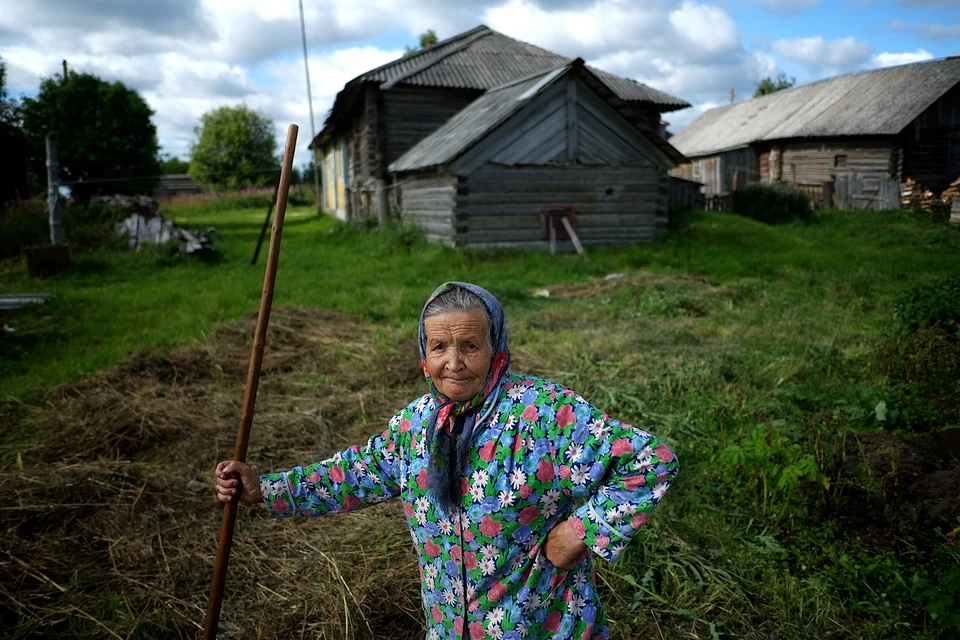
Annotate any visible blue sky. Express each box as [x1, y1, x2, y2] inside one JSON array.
[[2, 0, 957, 161]]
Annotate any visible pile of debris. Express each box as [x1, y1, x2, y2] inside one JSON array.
[[114, 213, 216, 255]]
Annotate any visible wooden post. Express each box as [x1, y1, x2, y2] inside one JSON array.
[[732, 168, 740, 193], [203, 124, 299, 640], [560, 217, 585, 256], [549, 219, 557, 255], [297, 0, 322, 214], [45, 137, 64, 245]]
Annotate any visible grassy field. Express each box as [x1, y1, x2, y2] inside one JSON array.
[[1, 200, 959, 639]]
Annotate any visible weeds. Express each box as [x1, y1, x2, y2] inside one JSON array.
[[1, 206, 959, 638]]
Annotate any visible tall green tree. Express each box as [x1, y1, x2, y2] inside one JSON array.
[[0, 56, 19, 126], [754, 72, 796, 98], [404, 29, 439, 56], [189, 105, 277, 191], [21, 69, 160, 200], [160, 156, 190, 174]]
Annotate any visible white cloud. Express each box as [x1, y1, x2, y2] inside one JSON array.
[[669, 2, 742, 61], [0, 0, 807, 153], [870, 49, 935, 68], [772, 36, 873, 70], [485, 0, 776, 131]]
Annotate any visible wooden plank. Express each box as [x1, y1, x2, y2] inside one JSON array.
[[519, 134, 568, 166], [574, 80, 673, 170], [452, 81, 568, 175], [465, 201, 663, 215], [578, 123, 630, 165], [468, 166, 661, 185], [491, 107, 567, 165], [566, 77, 579, 162], [461, 188, 663, 204], [402, 186, 456, 198], [579, 107, 660, 168], [560, 216, 585, 256]]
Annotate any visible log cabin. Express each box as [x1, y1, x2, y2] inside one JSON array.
[[388, 59, 686, 249], [669, 57, 960, 210], [310, 25, 689, 222]]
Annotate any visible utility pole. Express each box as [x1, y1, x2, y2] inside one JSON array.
[[46, 137, 64, 245], [299, 0, 321, 214]]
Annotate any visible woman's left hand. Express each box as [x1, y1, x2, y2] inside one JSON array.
[[545, 519, 592, 569]]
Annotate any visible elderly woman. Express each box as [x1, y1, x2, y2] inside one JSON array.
[[216, 282, 678, 640]]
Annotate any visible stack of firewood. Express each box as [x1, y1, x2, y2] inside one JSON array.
[[940, 177, 960, 204], [901, 178, 939, 209]]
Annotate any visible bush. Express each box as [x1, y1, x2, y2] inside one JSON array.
[[0, 200, 48, 258], [61, 200, 129, 252], [892, 277, 960, 339], [732, 183, 812, 224]]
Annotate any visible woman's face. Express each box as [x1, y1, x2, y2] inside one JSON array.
[[423, 308, 493, 402]]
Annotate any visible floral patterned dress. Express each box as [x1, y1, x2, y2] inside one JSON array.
[[260, 372, 679, 640]]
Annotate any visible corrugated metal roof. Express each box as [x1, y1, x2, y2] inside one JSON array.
[[389, 71, 549, 173], [390, 61, 685, 173], [329, 25, 688, 119], [670, 57, 960, 158]]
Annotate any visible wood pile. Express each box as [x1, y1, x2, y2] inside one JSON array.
[[940, 177, 960, 204], [901, 178, 938, 209]]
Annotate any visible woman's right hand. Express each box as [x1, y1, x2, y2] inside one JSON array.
[[215, 460, 264, 505]]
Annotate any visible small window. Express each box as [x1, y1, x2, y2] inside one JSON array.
[[693, 160, 702, 179], [835, 155, 848, 168]]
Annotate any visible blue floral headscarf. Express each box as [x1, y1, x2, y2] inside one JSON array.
[[419, 282, 511, 514]]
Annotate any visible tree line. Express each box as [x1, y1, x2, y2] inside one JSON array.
[[0, 56, 300, 205]]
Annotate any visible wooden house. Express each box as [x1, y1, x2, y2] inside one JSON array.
[[311, 25, 689, 220], [669, 57, 960, 209], [388, 59, 686, 248]]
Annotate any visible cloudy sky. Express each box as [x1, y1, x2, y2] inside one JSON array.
[[2, 0, 957, 166]]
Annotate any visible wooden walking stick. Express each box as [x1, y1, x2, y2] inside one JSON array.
[[203, 124, 299, 639]]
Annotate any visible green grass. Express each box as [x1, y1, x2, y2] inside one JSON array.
[[2, 202, 960, 638], [2, 206, 955, 400]]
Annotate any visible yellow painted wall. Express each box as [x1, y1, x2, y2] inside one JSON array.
[[336, 140, 347, 211]]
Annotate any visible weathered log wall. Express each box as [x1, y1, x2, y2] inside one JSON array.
[[457, 165, 668, 249], [398, 172, 458, 245], [382, 87, 479, 167], [901, 83, 960, 193]]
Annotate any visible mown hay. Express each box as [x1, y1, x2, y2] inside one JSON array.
[[1, 307, 425, 639]]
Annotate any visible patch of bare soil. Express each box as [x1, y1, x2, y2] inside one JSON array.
[[834, 429, 960, 548], [1, 306, 425, 639]]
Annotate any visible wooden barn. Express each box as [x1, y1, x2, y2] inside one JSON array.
[[310, 24, 689, 220], [388, 59, 686, 249], [669, 57, 960, 210]]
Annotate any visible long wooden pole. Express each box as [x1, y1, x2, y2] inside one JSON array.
[[203, 124, 299, 640]]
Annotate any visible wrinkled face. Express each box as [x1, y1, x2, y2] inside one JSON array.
[[423, 309, 494, 402]]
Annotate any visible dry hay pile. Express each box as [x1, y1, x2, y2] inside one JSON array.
[[1, 307, 426, 639]]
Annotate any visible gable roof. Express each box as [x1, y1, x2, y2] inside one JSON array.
[[670, 56, 960, 158], [389, 59, 685, 174], [316, 25, 689, 145]]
